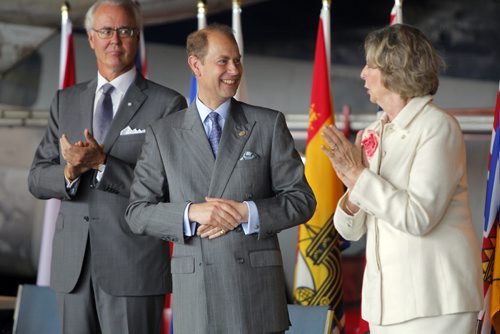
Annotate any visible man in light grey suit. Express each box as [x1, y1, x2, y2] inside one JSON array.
[[28, 1, 186, 333], [125, 24, 316, 334]]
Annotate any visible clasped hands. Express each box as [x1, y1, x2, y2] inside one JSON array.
[[321, 125, 368, 214], [189, 197, 249, 240], [60, 129, 106, 182]]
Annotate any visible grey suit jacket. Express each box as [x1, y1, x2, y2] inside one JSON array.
[[126, 99, 316, 334], [28, 73, 186, 296]]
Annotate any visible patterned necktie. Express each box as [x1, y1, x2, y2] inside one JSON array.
[[93, 83, 114, 143], [207, 112, 222, 157]]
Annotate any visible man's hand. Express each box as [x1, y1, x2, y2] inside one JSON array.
[[60, 129, 106, 180], [196, 197, 249, 239], [189, 197, 246, 239]]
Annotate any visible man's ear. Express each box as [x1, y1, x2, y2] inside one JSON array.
[[88, 32, 95, 50], [188, 55, 201, 77]]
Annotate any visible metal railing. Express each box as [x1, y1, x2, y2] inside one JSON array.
[[0, 105, 494, 136]]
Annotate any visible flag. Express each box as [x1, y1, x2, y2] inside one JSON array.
[[37, 2, 76, 287], [479, 82, 500, 334], [389, 0, 403, 25], [135, 28, 148, 78], [293, 2, 345, 333], [188, 0, 207, 104], [232, 0, 248, 102]]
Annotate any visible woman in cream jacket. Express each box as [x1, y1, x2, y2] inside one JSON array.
[[322, 24, 482, 333]]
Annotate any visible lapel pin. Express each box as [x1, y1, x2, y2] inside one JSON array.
[[127, 102, 132, 107], [238, 130, 246, 137]]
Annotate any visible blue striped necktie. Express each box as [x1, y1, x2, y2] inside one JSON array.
[[93, 83, 114, 143], [207, 112, 222, 157]]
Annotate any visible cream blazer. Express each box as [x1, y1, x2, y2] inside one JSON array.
[[334, 96, 483, 325]]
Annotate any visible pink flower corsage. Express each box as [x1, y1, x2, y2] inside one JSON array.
[[361, 130, 379, 160]]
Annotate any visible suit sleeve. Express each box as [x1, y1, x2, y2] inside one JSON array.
[[253, 112, 316, 239], [125, 125, 187, 243], [28, 91, 73, 200], [95, 93, 186, 198], [333, 191, 367, 241]]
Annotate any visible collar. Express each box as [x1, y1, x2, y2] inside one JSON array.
[[96, 67, 137, 95], [384, 95, 433, 129], [195, 97, 231, 122]]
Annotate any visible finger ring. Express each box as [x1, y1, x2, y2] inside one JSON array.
[[220, 230, 225, 235], [331, 145, 338, 152]]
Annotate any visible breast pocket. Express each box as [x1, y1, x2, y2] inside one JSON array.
[[112, 133, 146, 163]]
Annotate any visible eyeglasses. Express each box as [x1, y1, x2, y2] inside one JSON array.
[[92, 27, 137, 39]]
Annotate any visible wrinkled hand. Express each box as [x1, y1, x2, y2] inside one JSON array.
[[60, 129, 106, 180], [321, 125, 366, 189], [190, 197, 245, 239]]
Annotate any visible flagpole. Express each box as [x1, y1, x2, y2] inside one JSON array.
[[188, 1, 207, 104], [59, 2, 70, 89], [321, 0, 331, 75], [198, 0, 207, 30], [233, 0, 248, 102]]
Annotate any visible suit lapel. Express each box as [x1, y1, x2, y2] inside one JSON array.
[[178, 103, 216, 186], [76, 79, 97, 140], [208, 100, 255, 197], [102, 74, 147, 152]]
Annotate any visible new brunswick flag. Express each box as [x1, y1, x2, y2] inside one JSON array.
[[293, 3, 345, 333], [479, 82, 500, 334]]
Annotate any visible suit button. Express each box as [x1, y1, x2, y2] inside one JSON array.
[[245, 193, 253, 200], [236, 257, 245, 264], [83, 216, 89, 222], [235, 226, 243, 232], [90, 184, 95, 189]]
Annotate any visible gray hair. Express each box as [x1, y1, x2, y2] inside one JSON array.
[[84, 0, 143, 32]]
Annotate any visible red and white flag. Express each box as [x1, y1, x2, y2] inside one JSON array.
[[390, 0, 403, 25], [37, 2, 76, 287]]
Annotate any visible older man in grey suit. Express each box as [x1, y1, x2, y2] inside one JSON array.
[[28, 0, 186, 333], [125, 24, 316, 334]]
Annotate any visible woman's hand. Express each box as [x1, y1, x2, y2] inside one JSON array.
[[321, 125, 366, 189]]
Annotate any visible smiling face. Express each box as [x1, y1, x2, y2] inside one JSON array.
[[88, 3, 139, 81], [188, 30, 242, 110]]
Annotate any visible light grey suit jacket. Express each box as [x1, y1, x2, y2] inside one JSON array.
[[126, 99, 316, 334], [28, 73, 186, 296]]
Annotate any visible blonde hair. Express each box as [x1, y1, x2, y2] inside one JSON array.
[[364, 24, 445, 99]]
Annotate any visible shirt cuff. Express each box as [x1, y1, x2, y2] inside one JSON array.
[[241, 201, 260, 235], [65, 176, 80, 196], [183, 202, 197, 236]]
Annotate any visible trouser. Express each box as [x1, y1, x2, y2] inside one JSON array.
[[55, 243, 165, 334]]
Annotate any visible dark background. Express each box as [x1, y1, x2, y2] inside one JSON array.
[[145, 0, 500, 81]]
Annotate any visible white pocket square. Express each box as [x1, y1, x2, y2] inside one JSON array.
[[239, 151, 259, 160], [120, 126, 145, 135]]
